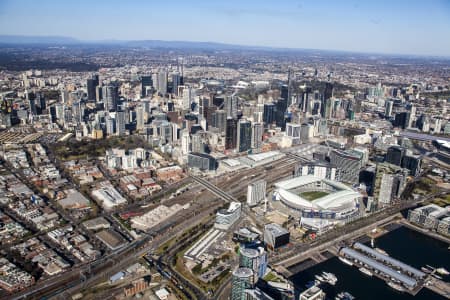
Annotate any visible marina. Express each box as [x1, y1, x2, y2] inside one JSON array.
[[290, 224, 450, 299]]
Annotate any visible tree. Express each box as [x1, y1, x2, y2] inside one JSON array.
[[192, 263, 203, 274]]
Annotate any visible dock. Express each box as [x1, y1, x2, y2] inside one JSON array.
[[339, 248, 424, 296], [425, 277, 450, 298]]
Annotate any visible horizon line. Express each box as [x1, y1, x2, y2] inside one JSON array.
[[0, 34, 449, 59]]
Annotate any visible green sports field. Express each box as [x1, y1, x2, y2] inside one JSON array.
[[299, 191, 329, 201]]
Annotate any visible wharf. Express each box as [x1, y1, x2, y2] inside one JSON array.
[[338, 254, 424, 296]]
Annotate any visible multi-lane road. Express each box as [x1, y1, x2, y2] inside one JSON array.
[[8, 149, 437, 300], [6, 155, 297, 300]]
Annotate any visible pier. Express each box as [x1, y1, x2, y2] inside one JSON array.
[[275, 215, 450, 299], [425, 277, 450, 298], [339, 247, 424, 296]]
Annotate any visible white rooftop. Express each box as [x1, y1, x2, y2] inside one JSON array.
[[222, 159, 241, 167], [275, 176, 360, 211], [247, 151, 281, 162]]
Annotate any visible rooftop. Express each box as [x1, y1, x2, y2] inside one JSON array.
[[264, 223, 289, 237]]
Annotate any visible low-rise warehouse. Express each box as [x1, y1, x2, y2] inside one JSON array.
[[340, 248, 419, 289]]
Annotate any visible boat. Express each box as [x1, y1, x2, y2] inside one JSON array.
[[387, 281, 405, 292], [359, 267, 373, 277], [322, 271, 338, 285], [342, 292, 355, 300], [436, 267, 450, 276], [371, 238, 375, 248], [374, 248, 389, 256], [339, 257, 353, 266], [421, 267, 432, 273], [432, 274, 443, 280], [315, 275, 324, 282]]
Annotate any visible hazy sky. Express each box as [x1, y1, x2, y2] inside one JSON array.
[[0, 0, 449, 56]]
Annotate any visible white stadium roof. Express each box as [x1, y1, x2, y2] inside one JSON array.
[[275, 176, 360, 211], [275, 175, 350, 191]]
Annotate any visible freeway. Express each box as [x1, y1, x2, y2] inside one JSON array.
[[190, 175, 237, 203], [17, 144, 425, 300], [7, 155, 298, 300], [50, 202, 222, 300], [7, 200, 221, 300], [157, 223, 213, 300]]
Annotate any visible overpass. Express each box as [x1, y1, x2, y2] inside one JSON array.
[[190, 175, 238, 203]]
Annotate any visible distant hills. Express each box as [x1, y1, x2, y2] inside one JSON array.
[[0, 35, 448, 59], [0, 35, 276, 51], [0, 35, 80, 44]]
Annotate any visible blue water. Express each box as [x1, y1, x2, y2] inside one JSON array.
[[290, 226, 449, 300]]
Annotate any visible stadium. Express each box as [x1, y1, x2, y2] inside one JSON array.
[[273, 175, 361, 230]]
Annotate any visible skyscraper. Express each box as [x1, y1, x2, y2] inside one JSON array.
[[182, 87, 194, 110], [247, 180, 266, 207], [239, 248, 259, 278], [72, 101, 82, 124], [49, 106, 57, 123], [251, 122, 263, 149], [275, 98, 287, 130], [321, 83, 333, 119], [225, 117, 237, 150], [181, 130, 190, 155], [191, 133, 204, 153], [385, 146, 405, 166], [287, 68, 293, 106], [115, 111, 126, 136], [205, 105, 217, 129], [401, 154, 421, 176], [54, 103, 65, 123], [136, 106, 145, 130], [393, 112, 408, 129], [95, 85, 103, 102], [263, 103, 275, 125], [231, 268, 254, 300], [29, 97, 37, 115], [286, 123, 301, 141], [200, 97, 210, 117], [226, 95, 238, 118], [172, 72, 181, 96], [36, 92, 46, 113], [281, 84, 289, 105], [87, 75, 99, 101], [434, 117, 443, 134], [105, 117, 115, 135], [141, 75, 153, 97], [323, 82, 333, 101], [103, 85, 118, 111], [330, 149, 364, 184], [385, 100, 394, 117], [157, 70, 168, 95], [237, 119, 252, 152], [408, 105, 416, 128], [379, 173, 402, 206], [213, 109, 227, 133]]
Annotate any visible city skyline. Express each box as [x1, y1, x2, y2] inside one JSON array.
[[0, 0, 449, 57], [0, 1, 449, 299]]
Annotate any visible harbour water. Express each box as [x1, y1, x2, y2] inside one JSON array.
[[290, 225, 449, 299]]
